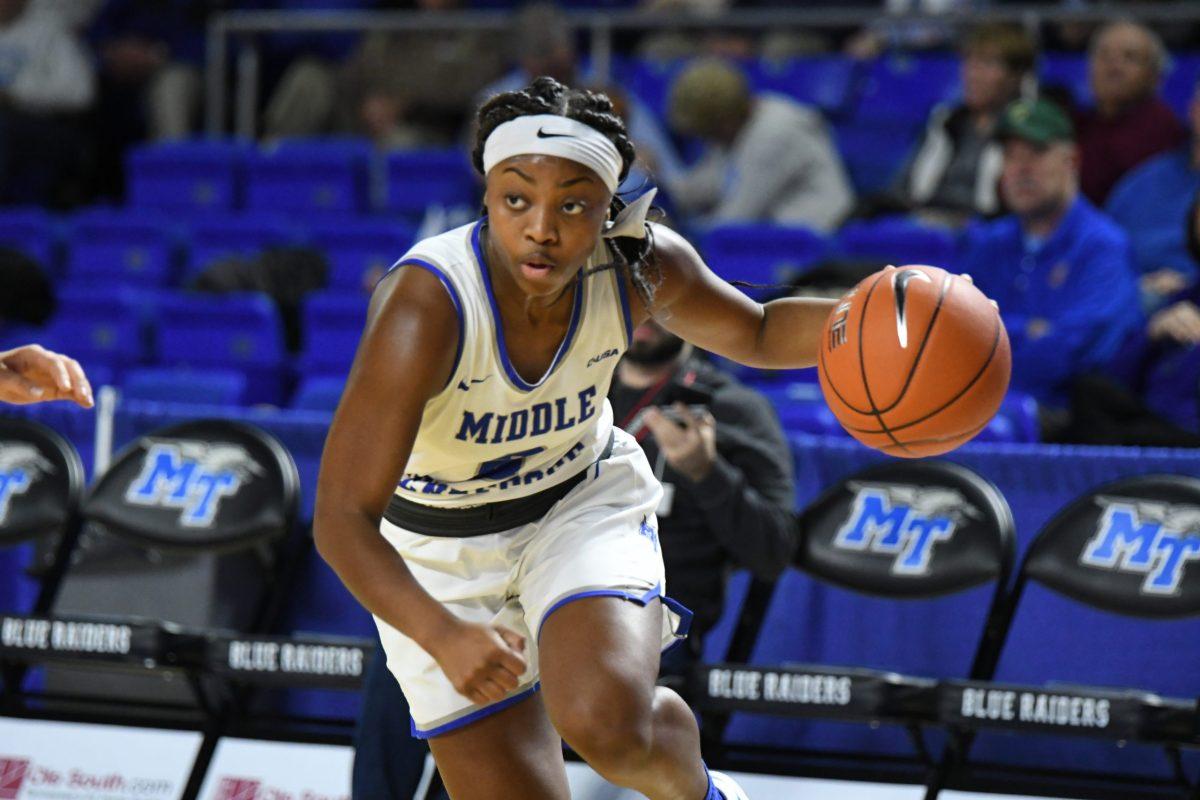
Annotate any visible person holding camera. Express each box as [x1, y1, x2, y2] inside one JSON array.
[[609, 319, 798, 672]]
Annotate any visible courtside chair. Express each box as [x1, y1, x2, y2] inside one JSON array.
[[154, 292, 288, 405], [65, 207, 177, 288], [126, 139, 252, 212], [926, 474, 1200, 800], [307, 218, 416, 292], [245, 138, 373, 215], [692, 460, 1014, 785], [385, 148, 479, 218], [0, 418, 86, 700]]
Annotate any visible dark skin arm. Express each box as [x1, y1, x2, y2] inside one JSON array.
[[313, 264, 527, 706], [630, 223, 835, 367]]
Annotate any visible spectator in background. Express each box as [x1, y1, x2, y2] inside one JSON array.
[[887, 23, 1035, 226], [961, 98, 1142, 411], [1105, 77, 1200, 308], [264, 0, 505, 147], [88, 0, 209, 199], [0, 0, 95, 205], [476, 3, 685, 189], [666, 58, 855, 231], [610, 320, 797, 672], [1076, 20, 1186, 205]]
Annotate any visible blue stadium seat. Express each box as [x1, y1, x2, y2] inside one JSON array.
[[121, 367, 248, 406], [835, 217, 957, 268], [616, 57, 700, 122], [385, 149, 478, 217], [833, 118, 923, 196], [307, 218, 415, 291], [40, 285, 147, 378], [66, 208, 177, 288], [298, 291, 368, 377], [183, 212, 299, 278], [700, 224, 830, 291], [746, 56, 859, 116], [854, 54, 960, 124], [0, 207, 57, 274], [126, 139, 252, 212], [291, 375, 346, 411], [1039, 52, 1089, 107], [245, 138, 373, 214], [1162, 52, 1200, 120], [154, 292, 288, 405]]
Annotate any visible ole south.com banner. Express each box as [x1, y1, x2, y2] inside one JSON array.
[[0, 718, 200, 800]]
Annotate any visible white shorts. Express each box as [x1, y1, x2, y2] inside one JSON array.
[[374, 427, 692, 738]]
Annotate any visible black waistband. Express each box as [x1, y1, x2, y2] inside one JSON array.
[[384, 431, 616, 537]]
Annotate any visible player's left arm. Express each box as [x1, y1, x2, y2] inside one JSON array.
[[631, 222, 836, 369]]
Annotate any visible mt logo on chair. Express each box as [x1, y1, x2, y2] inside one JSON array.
[[124, 439, 264, 528], [1080, 498, 1200, 596]]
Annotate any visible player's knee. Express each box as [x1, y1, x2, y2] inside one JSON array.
[[552, 689, 654, 776]]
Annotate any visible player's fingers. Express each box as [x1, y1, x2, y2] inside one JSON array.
[[494, 644, 527, 678], [960, 273, 974, 284], [497, 627, 526, 653], [63, 358, 93, 408], [487, 663, 520, 692], [0, 370, 46, 404]]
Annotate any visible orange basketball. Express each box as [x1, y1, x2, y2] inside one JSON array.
[[817, 265, 1011, 458]]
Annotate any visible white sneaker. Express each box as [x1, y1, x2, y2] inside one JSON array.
[[710, 770, 750, 800]]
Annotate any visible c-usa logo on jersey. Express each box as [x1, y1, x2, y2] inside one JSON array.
[[0, 444, 55, 525], [125, 439, 264, 527], [1080, 497, 1200, 595], [834, 482, 978, 575]]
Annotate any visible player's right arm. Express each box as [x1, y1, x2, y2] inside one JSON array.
[[313, 264, 526, 705]]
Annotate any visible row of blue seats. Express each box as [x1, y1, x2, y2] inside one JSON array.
[[36, 287, 366, 406], [0, 207, 415, 291], [31, 280, 1042, 442], [0, 205, 949, 291], [619, 51, 1200, 125], [116, 51, 1200, 215]]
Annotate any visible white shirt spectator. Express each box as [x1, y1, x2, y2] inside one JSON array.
[[0, 9, 94, 113]]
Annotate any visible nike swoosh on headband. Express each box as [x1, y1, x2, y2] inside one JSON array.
[[536, 128, 575, 139]]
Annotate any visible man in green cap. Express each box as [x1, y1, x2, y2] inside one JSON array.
[[959, 97, 1143, 413]]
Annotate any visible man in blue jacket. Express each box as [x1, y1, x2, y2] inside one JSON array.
[[960, 98, 1143, 410]]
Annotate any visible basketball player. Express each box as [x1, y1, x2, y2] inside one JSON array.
[[314, 77, 834, 800], [0, 344, 92, 407]]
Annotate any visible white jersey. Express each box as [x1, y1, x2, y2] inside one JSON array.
[[392, 220, 633, 508]]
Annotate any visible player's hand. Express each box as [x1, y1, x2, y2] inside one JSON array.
[[643, 402, 717, 483], [428, 619, 528, 705], [0, 344, 93, 408], [1148, 301, 1200, 345]]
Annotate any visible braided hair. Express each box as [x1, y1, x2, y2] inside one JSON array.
[[472, 76, 661, 304]]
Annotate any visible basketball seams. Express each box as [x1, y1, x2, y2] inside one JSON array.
[[841, 315, 1003, 435], [855, 270, 911, 455], [877, 416, 992, 455]]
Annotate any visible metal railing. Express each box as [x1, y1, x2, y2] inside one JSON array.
[[205, 2, 1200, 139]]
